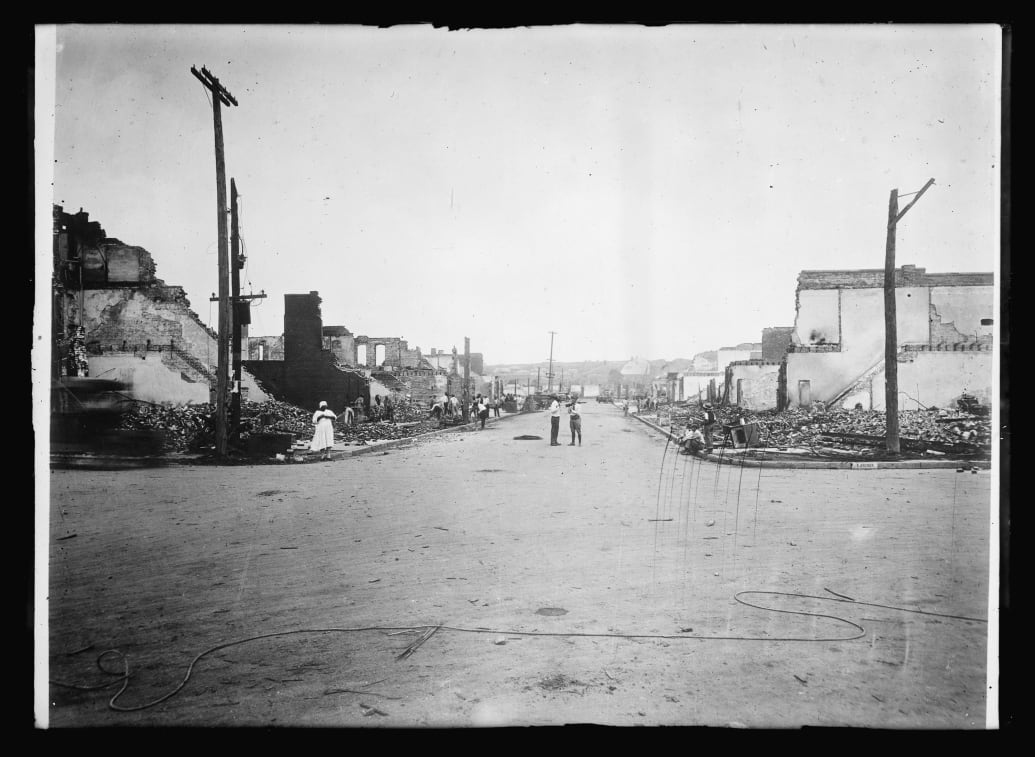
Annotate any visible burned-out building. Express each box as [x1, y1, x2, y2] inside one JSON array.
[[243, 292, 369, 412], [252, 326, 427, 371], [724, 330, 794, 410], [50, 205, 269, 405], [784, 265, 994, 410]]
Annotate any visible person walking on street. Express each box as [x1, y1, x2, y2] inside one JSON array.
[[493, 396, 501, 417], [548, 395, 561, 445], [309, 401, 337, 460], [567, 395, 582, 446]]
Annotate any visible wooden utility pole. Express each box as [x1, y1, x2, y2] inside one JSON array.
[[463, 337, 471, 423], [229, 179, 242, 443], [547, 331, 557, 393], [191, 65, 239, 460], [883, 178, 935, 454]]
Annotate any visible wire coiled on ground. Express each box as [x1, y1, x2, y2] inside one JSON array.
[[49, 590, 986, 713]]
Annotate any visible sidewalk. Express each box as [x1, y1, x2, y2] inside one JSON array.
[[50, 410, 531, 469], [302, 410, 526, 462]]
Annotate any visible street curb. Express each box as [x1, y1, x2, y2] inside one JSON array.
[[628, 411, 990, 471]]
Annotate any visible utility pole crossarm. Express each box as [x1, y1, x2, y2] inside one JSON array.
[[191, 66, 239, 107], [894, 178, 935, 223]]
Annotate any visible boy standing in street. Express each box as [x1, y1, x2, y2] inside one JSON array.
[[567, 395, 582, 446]]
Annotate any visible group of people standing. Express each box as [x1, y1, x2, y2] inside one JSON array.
[[429, 393, 504, 429], [548, 394, 582, 446]]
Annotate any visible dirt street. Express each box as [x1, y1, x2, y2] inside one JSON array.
[[43, 402, 993, 728]]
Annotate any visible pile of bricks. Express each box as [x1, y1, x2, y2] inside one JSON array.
[[118, 402, 215, 452], [651, 403, 991, 457], [117, 398, 450, 453]]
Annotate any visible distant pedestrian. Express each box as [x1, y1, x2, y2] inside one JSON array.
[[309, 401, 337, 460], [493, 396, 501, 417], [476, 394, 490, 429], [548, 395, 561, 446], [384, 394, 395, 422], [343, 404, 355, 427], [567, 395, 582, 446]]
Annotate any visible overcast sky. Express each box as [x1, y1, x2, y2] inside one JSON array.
[[38, 24, 1001, 365]]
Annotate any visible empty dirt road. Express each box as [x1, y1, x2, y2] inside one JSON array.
[[43, 402, 994, 727]]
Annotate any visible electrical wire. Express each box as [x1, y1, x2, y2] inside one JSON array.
[[49, 590, 987, 713]]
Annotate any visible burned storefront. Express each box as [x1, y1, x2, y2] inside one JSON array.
[[784, 265, 994, 411]]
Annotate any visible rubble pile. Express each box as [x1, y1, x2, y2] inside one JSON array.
[[117, 397, 452, 454], [650, 402, 991, 458], [118, 402, 216, 452], [238, 399, 313, 438], [391, 397, 435, 424]]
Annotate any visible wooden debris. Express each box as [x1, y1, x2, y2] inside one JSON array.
[[395, 625, 440, 661], [824, 587, 856, 601]]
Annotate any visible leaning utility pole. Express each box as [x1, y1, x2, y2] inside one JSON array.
[[191, 65, 239, 460], [547, 331, 557, 393], [463, 337, 471, 423], [883, 178, 935, 454]]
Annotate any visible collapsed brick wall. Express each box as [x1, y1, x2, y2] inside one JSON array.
[[284, 293, 325, 364], [78, 288, 219, 368], [245, 292, 370, 411], [353, 335, 425, 368], [244, 359, 369, 414], [761, 327, 795, 361]]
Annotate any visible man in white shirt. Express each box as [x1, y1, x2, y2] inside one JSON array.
[[548, 395, 561, 446], [567, 395, 582, 446]]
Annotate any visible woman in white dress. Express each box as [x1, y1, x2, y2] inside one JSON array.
[[310, 401, 337, 460]]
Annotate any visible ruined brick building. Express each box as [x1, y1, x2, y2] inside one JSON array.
[[784, 265, 993, 410], [244, 292, 486, 409], [668, 265, 993, 413], [50, 205, 269, 405], [243, 293, 370, 411]]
